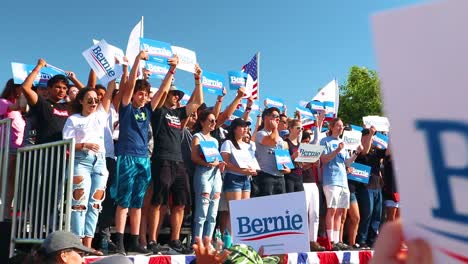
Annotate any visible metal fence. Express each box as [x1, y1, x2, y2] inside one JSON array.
[[10, 139, 75, 257], [0, 118, 11, 222]]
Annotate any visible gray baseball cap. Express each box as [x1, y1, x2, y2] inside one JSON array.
[[41, 230, 95, 255], [91, 256, 133, 264]]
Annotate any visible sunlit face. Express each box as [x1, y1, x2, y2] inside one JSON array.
[[58, 249, 85, 264], [289, 122, 303, 137], [331, 120, 344, 137], [68, 86, 79, 101], [187, 111, 198, 127], [80, 91, 99, 116], [266, 111, 280, 127], [202, 114, 217, 132], [48, 81, 68, 102], [132, 90, 149, 108]]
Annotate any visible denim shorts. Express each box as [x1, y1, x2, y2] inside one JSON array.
[[350, 192, 358, 203], [223, 172, 251, 192]]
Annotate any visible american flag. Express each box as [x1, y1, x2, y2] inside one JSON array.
[[241, 54, 258, 99]]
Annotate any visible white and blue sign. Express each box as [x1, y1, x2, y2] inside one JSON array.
[[265, 96, 284, 109], [199, 141, 223, 163], [350, 124, 364, 132], [11, 62, 67, 87], [144, 60, 170, 80], [347, 162, 371, 184], [295, 106, 315, 120], [140, 37, 173, 64], [229, 192, 309, 255], [372, 132, 388, 150], [323, 101, 335, 113], [274, 149, 294, 170], [228, 71, 247, 90], [225, 109, 245, 126], [295, 144, 325, 163], [202, 71, 225, 96], [309, 100, 324, 114]]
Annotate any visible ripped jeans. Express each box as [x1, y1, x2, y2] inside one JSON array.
[[71, 151, 108, 238], [193, 165, 222, 242]]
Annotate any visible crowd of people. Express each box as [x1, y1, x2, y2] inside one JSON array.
[[2, 51, 403, 259]]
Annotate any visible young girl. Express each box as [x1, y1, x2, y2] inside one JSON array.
[[62, 81, 115, 254]]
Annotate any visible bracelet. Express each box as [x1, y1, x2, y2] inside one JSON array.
[[169, 69, 176, 75], [246, 107, 252, 111], [195, 76, 200, 80], [81, 143, 85, 150]]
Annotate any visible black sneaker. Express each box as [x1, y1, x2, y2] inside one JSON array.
[[114, 244, 127, 256], [167, 240, 193, 255], [148, 240, 167, 255], [127, 244, 152, 255]]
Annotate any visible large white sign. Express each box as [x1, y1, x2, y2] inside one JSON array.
[[82, 39, 122, 84], [342, 130, 362, 151], [229, 192, 309, 255], [171, 46, 197, 73], [373, 0, 468, 263], [295, 144, 324, 163], [362, 116, 390, 132]]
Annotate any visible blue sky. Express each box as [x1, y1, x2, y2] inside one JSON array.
[[0, 0, 428, 113]]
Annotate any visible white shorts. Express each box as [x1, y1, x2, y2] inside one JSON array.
[[323, 185, 350, 209], [384, 200, 400, 208]]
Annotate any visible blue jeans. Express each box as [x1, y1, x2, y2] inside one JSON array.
[[356, 187, 382, 245], [71, 151, 109, 238], [193, 166, 222, 242]]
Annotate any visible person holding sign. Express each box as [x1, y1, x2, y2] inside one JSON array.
[[284, 119, 305, 193], [254, 107, 291, 196], [220, 118, 258, 232], [111, 51, 175, 255], [149, 60, 204, 254], [190, 110, 225, 244], [320, 118, 362, 250]]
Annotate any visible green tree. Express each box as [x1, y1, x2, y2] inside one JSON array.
[[338, 66, 383, 125]]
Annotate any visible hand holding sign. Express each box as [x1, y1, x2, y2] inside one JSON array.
[[38, 58, 47, 68], [337, 142, 345, 152], [168, 54, 179, 67], [138, 50, 149, 61], [194, 64, 202, 80]]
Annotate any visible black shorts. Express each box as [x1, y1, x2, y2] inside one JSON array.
[[151, 159, 190, 206]]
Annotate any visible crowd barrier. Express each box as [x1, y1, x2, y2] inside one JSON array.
[[0, 118, 11, 221], [9, 139, 75, 257]]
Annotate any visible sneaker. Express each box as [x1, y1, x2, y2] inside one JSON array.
[[127, 244, 152, 255], [310, 241, 326, 252], [148, 240, 168, 255], [167, 240, 194, 255], [336, 242, 352, 251], [331, 243, 341, 251], [351, 243, 362, 250], [114, 245, 126, 256]]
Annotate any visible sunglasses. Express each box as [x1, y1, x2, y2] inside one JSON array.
[[295, 126, 303, 130], [86, 98, 99, 104], [270, 114, 280, 119], [208, 119, 216, 124]]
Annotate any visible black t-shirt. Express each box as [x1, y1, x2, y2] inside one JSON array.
[[383, 155, 398, 197], [151, 106, 187, 161], [285, 138, 302, 178], [355, 147, 386, 189], [31, 96, 69, 144]]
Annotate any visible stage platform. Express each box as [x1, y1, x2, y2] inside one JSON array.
[[84, 250, 374, 264]]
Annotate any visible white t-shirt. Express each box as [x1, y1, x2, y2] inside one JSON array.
[[221, 139, 258, 176], [63, 105, 108, 154]]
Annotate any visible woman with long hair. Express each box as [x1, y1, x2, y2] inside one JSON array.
[[191, 110, 225, 242], [62, 81, 115, 254], [0, 79, 26, 219], [220, 118, 258, 232]]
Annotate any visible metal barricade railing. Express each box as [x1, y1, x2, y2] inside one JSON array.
[[0, 118, 11, 222], [9, 139, 75, 257]]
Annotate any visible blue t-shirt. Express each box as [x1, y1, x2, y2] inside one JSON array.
[[115, 103, 152, 157], [320, 136, 349, 187]]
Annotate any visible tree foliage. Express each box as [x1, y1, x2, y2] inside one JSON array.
[[338, 66, 383, 125]]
